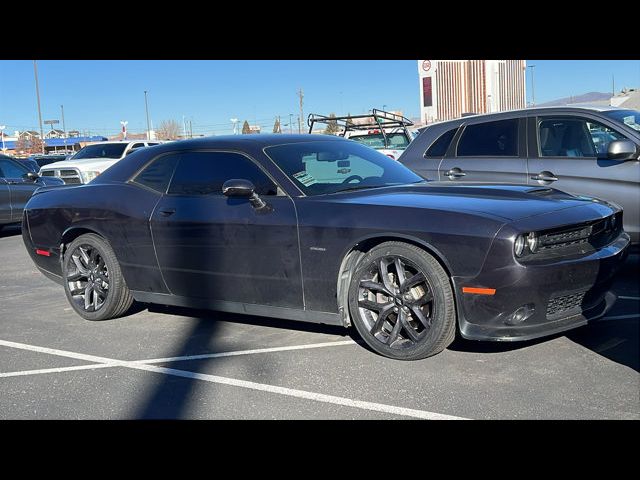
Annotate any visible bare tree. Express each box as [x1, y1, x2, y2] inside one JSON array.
[[14, 136, 44, 155], [156, 120, 181, 140], [323, 113, 340, 135], [273, 117, 282, 133]]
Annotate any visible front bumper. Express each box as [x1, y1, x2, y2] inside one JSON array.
[[453, 232, 630, 342]]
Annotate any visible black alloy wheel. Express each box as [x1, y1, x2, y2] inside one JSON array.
[[66, 244, 110, 312], [63, 233, 134, 321], [348, 242, 456, 360]]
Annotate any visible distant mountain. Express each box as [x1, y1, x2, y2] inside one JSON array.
[[538, 92, 611, 107]]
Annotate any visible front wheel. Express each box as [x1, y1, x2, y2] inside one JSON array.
[[63, 233, 134, 321], [348, 242, 456, 360]]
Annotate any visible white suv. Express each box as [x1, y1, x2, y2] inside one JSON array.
[[39, 140, 160, 184]]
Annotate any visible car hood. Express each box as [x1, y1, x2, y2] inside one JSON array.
[[333, 183, 612, 222], [40, 158, 120, 172]]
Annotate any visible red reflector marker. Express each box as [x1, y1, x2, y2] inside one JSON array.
[[35, 249, 51, 257], [462, 287, 496, 295]]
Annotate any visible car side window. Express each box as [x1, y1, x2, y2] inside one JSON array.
[[133, 154, 180, 193], [168, 152, 277, 196], [424, 127, 458, 157], [0, 159, 28, 178], [457, 119, 518, 157], [131, 143, 145, 149], [538, 117, 627, 158]]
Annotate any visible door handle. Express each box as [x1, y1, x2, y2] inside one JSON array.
[[531, 173, 558, 182], [159, 208, 176, 217], [445, 169, 466, 179]]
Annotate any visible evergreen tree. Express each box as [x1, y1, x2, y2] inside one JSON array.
[[273, 117, 282, 133], [242, 120, 251, 134], [323, 113, 340, 135]]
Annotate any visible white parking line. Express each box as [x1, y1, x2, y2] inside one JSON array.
[[618, 296, 640, 300], [0, 338, 466, 420], [135, 339, 357, 364], [0, 363, 114, 378]]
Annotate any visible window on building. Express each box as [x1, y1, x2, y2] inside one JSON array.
[[424, 127, 458, 157], [457, 119, 519, 157], [168, 152, 277, 196]]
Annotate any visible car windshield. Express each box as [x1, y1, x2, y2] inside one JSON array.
[[602, 109, 640, 132], [264, 140, 424, 196], [348, 132, 411, 150], [71, 143, 128, 160]]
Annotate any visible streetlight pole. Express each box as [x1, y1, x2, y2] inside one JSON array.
[[144, 90, 151, 141], [33, 60, 45, 154], [60, 105, 67, 152], [289, 113, 293, 134], [528, 65, 536, 107]]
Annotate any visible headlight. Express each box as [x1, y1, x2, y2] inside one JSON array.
[[81, 170, 101, 183], [514, 235, 525, 257], [526, 232, 538, 253]]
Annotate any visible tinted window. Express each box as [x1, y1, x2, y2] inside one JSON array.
[[0, 159, 28, 178], [133, 154, 179, 193], [538, 117, 626, 158], [457, 119, 518, 156], [349, 132, 410, 150], [72, 143, 128, 160], [424, 127, 458, 157], [131, 143, 145, 149], [168, 152, 277, 196], [264, 141, 423, 196]]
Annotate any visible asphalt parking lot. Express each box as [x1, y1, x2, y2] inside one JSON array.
[[1, 223, 638, 420]]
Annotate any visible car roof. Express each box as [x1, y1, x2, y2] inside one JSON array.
[[425, 105, 633, 128], [148, 134, 346, 150]]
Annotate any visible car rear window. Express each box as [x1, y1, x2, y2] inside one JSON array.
[[424, 127, 458, 157], [457, 119, 518, 157]]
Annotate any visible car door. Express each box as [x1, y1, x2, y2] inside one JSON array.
[[150, 150, 303, 308], [438, 116, 528, 183], [0, 158, 41, 222], [527, 114, 640, 240]]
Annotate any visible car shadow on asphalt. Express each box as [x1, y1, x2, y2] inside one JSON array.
[[0, 224, 21, 238], [131, 304, 349, 419]]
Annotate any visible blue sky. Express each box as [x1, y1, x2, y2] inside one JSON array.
[[1, 60, 638, 136]]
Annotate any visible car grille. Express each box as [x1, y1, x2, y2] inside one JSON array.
[[530, 213, 622, 258], [547, 291, 587, 318], [40, 168, 83, 184]]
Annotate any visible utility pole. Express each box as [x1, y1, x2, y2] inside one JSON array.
[[527, 65, 536, 107], [60, 105, 67, 152], [182, 115, 187, 139], [33, 60, 45, 153], [298, 88, 304, 134], [189, 120, 193, 139], [612, 74, 615, 97], [144, 90, 151, 141], [289, 113, 293, 134]]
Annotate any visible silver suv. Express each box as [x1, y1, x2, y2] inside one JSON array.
[[399, 106, 640, 243]]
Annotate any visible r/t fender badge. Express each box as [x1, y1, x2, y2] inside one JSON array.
[[309, 246, 326, 252]]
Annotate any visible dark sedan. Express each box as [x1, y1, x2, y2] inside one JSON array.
[[1, 154, 65, 231], [22, 135, 630, 360]]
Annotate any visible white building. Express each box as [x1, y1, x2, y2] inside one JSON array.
[[417, 60, 527, 124]]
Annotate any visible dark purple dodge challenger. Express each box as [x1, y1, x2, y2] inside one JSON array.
[[22, 135, 629, 360]]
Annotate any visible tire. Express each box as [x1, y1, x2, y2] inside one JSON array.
[[62, 233, 134, 321], [348, 241, 456, 360]]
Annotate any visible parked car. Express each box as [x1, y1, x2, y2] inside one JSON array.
[[0, 154, 65, 230], [17, 154, 70, 173], [22, 135, 629, 360], [399, 106, 640, 244], [308, 109, 414, 160], [39, 140, 161, 184]]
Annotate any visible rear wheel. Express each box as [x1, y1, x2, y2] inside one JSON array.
[[63, 233, 133, 321], [348, 242, 456, 360]]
